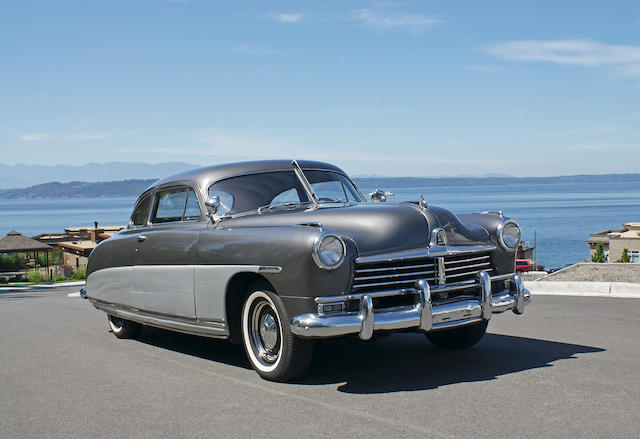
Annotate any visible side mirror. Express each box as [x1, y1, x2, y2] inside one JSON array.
[[369, 189, 394, 203], [205, 196, 220, 218]]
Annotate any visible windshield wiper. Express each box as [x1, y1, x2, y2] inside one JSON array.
[[257, 201, 311, 214]]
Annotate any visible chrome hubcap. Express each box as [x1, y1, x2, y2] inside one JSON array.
[[249, 300, 281, 365], [259, 313, 278, 351]]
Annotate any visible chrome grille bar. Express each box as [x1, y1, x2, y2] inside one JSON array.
[[352, 250, 494, 294]]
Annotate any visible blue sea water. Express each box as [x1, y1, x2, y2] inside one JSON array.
[[1, 181, 638, 268]]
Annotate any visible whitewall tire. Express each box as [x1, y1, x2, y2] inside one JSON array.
[[241, 289, 313, 381]]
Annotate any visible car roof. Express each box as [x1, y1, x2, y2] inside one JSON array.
[[146, 159, 347, 192]]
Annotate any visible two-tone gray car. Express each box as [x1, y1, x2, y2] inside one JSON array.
[[83, 160, 531, 381]]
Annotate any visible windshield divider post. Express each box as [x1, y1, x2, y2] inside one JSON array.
[[291, 159, 319, 206]]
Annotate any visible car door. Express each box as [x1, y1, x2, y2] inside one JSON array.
[[133, 185, 203, 318]]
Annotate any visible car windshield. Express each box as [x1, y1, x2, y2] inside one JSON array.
[[208, 169, 363, 216]]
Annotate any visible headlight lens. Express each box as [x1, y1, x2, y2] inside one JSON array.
[[499, 220, 521, 250], [312, 234, 346, 269]]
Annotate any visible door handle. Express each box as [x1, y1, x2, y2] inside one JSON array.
[[137, 235, 147, 242]]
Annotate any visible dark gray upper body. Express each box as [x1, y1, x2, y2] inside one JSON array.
[[86, 160, 516, 319]]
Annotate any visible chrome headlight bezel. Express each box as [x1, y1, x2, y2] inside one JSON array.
[[497, 219, 521, 251], [312, 233, 346, 270]]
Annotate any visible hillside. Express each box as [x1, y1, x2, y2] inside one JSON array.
[[1, 172, 639, 199]]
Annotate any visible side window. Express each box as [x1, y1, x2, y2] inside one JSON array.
[[184, 189, 202, 219], [131, 195, 151, 226], [152, 188, 188, 223]]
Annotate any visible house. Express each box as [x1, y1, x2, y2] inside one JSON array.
[[587, 222, 640, 263], [57, 224, 125, 271]]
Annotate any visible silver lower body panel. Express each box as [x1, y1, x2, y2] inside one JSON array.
[[89, 299, 228, 339], [290, 271, 531, 340]]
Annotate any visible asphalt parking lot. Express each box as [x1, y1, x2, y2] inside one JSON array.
[[1, 286, 638, 439]]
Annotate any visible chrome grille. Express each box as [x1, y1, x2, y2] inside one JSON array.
[[352, 252, 493, 294], [443, 254, 492, 282]]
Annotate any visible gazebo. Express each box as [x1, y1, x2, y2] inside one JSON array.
[[0, 231, 53, 278]]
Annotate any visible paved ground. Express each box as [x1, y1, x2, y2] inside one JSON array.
[[1, 286, 639, 439]]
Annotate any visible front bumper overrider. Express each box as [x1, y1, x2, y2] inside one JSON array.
[[290, 271, 531, 340]]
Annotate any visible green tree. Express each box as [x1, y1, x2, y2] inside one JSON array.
[[616, 248, 631, 263], [591, 241, 606, 263]]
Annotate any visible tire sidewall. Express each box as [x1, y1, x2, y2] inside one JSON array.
[[241, 290, 287, 375], [108, 314, 124, 334]]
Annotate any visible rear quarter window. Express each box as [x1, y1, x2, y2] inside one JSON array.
[[131, 195, 152, 226]]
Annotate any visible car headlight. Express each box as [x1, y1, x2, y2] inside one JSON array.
[[312, 233, 346, 270], [498, 219, 521, 250]]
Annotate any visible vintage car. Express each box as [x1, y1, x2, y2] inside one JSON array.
[[83, 160, 531, 381]]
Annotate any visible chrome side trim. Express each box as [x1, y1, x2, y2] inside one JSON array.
[[91, 299, 228, 338], [356, 244, 496, 264]]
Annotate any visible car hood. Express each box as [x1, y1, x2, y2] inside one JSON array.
[[219, 203, 491, 255]]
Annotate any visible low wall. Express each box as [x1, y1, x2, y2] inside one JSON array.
[[524, 281, 640, 299]]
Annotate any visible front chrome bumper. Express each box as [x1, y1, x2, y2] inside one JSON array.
[[290, 271, 531, 340]]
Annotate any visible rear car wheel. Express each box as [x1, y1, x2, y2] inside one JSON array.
[[426, 320, 488, 349], [107, 314, 143, 339], [241, 289, 313, 382]]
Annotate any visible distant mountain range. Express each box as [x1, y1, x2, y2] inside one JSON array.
[[0, 172, 639, 200], [0, 162, 197, 189]]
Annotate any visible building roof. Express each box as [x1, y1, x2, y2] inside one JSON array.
[[58, 240, 97, 252], [0, 231, 53, 253], [619, 230, 640, 239]]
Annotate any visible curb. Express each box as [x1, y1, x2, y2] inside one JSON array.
[[0, 281, 86, 292], [524, 281, 640, 299]]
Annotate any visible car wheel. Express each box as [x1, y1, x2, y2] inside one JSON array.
[[426, 320, 488, 349], [107, 314, 143, 339], [241, 288, 313, 382]]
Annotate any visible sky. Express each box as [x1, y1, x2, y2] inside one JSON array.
[[1, 0, 639, 177]]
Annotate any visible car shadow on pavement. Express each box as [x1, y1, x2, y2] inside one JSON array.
[[135, 327, 604, 393], [298, 332, 605, 393], [136, 326, 252, 370]]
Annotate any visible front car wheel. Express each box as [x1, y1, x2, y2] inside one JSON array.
[[241, 289, 313, 381]]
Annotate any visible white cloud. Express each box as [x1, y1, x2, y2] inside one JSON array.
[[226, 45, 278, 56], [21, 133, 110, 142], [487, 39, 640, 78], [352, 8, 443, 32], [119, 130, 492, 168], [565, 142, 640, 151], [268, 12, 303, 23], [19, 130, 140, 142]]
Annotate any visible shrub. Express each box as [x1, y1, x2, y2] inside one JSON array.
[[617, 248, 631, 263], [73, 267, 87, 280], [591, 241, 606, 263], [26, 269, 48, 283]]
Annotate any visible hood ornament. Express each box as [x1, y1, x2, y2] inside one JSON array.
[[418, 193, 428, 209]]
